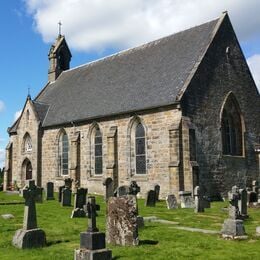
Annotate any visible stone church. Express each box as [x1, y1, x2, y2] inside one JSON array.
[[4, 13, 260, 199]]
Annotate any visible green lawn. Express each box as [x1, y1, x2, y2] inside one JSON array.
[[0, 192, 260, 259]]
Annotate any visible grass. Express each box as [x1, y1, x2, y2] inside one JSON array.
[[0, 192, 260, 259]]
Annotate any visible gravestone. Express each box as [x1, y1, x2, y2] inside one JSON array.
[[194, 186, 204, 213], [248, 191, 258, 203], [71, 188, 88, 218], [179, 191, 194, 208], [221, 185, 247, 239], [12, 180, 46, 248], [58, 185, 65, 202], [238, 188, 248, 218], [145, 190, 156, 207], [107, 195, 139, 246], [166, 194, 178, 209], [74, 196, 112, 260], [65, 178, 73, 188], [35, 187, 44, 203], [202, 196, 211, 208], [103, 178, 113, 201], [46, 182, 55, 200], [61, 187, 72, 206], [252, 180, 259, 194], [116, 185, 130, 197], [129, 181, 140, 196], [154, 184, 160, 201]]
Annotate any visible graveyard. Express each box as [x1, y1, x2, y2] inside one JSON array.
[[1, 189, 260, 259]]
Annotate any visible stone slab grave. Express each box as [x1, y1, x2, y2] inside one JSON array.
[[221, 185, 247, 239], [115, 185, 130, 197], [103, 177, 113, 202], [107, 195, 139, 246], [59, 178, 73, 203], [179, 191, 194, 208], [166, 194, 178, 209], [145, 190, 156, 207], [194, 186, 204, 213], [71, 188, 88, 218], [2, 214, 14, 219], [75, 196, 112, 260], [238, 188, 248, 219], [46, 182, 55, 200], [12, 180, 46, 248]]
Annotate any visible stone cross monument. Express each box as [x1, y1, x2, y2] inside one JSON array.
[[12, 180, 46, 248]]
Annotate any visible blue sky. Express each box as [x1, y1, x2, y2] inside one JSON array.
[[0, 0, 259, 168]]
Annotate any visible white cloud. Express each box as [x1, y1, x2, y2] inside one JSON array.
[[247, 55, 260, 92], [24, 0, 260, 52], [0, 100, 5, 113], [14, 110, 22, 122], [0, 148, 4, 168]]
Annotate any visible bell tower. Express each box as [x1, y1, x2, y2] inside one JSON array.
[[48, 28, 72, 82]]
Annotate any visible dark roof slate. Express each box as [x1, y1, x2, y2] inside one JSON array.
[[36, 17, 220, 127]]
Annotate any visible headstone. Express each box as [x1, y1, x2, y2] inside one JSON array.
[[166, 194, 178, 209], [252, 180, 259, 194], [202, 196, 211, 208], [103, 178, 113, 201], [65, 178, 73, 188], [35, 187, 44, 203], [129, 181, 140, 196], [145, 190, 156, 207], [107, 196, 139, 246], [179, 191, 194, 208], [221, 185, 247, 239], [154, 184, 160, 201], [116, 185, 130, 197], [71, 188, 88, 218], [238, 188, 248, 218], [136, 216, 144, 229], [46, 182, 55, 200], [74, 196, 112, 260], [12, 180, 46, 248], [194, 186, 204, 213], [248, 191, 257, 203], [58, 185, 65, 202], [61, 187, 72, 206]]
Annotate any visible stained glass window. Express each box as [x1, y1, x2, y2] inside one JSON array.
[[59, 132, 69, 175], [95, 128, 103, 175], [135, 123, 146, 174]]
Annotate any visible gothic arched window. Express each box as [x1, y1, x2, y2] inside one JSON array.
[[221, 94, 243, 156], [135, 123, 146, 174], [94, 128, 103, 175], [58, 131, 69, 176]]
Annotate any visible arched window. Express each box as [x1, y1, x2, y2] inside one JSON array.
[[135, 122, 146, 174], [58, 131, 69, 176], [221, 94, 243, 156], [23, 133, 32, 152], [94, 127, 103, 175]]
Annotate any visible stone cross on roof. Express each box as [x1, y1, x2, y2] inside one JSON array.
[[58, 21, 62, 36], [22, 180, 42, 230], [86, 196, 100, 232]]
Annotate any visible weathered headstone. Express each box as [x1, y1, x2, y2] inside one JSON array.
[[46, 182, 55, 200], [103, 177, 113, 201], [248, 191, 258, 203], [202, 196, 211, 208], [35, 187, 44, 203], [74, 196, 112, 260], [61, 187, 72, 206], [65, 178, 73, 188], [154, 184, 160, 201], [12, 180, 46, 248], [58, 185, 65, 202], [166, 194, 178, 209], [107, 196, 139, 246], [116, 185, 130, 197], [194, 186, 204, 213], [71, 188, 88, 218], [129, 181, 140, 196], [179, 191, 194, 208], [238, 188, 248, 218], [221, 186, 247, 239], [145, 190, 156, 207], [252, 180, 259, 194]]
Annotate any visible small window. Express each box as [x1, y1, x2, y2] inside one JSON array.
[[94, 128, 103, 175], [189, 129, 196, 161], [135, 123, 146, 174], [24, 134, 32, 152]]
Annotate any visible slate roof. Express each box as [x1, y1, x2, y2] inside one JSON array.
[[35, 16, 221, 127]]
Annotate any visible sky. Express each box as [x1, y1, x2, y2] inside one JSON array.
[[0, 0, 259, 168]]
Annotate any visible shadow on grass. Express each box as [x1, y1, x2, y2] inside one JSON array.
[[139, 240, 158, 245], [46, 239, 70, 246], [112, 256, 122, 260]]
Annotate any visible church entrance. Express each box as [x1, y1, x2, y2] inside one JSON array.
[[26, 161, 32, 180], [21, 159, 33, 186]]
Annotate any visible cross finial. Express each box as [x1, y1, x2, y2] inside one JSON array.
[[58, 21, 62, 36]]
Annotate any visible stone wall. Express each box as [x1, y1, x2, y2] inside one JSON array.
[[180, 15, 260, 198]]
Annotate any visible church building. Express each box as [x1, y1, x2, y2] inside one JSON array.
[[4, 13, 260, 199]]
